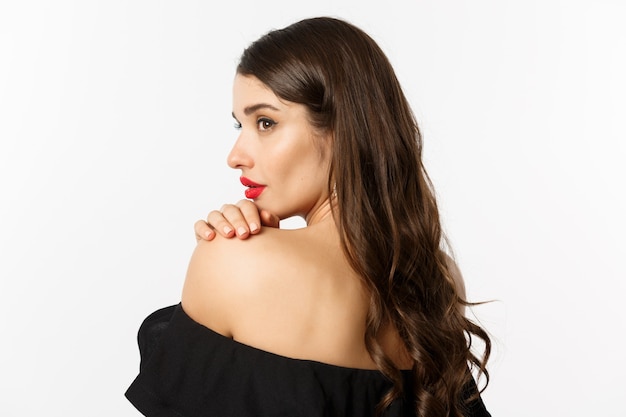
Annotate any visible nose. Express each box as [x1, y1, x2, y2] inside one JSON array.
[[227, 132, 253, 169]]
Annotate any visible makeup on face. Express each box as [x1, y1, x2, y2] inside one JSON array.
[[230, 75, 332, 219], [240, 176, 266, 199]]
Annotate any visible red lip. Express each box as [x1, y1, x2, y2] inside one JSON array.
[[240, 176, 266, 199], [240, 177, 264, 187]]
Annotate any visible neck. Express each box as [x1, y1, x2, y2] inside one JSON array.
[[305, 198, 336, 226]]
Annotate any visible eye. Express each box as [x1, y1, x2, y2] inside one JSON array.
[[257, 117, 276, 131], [233, 121, 242, 130]]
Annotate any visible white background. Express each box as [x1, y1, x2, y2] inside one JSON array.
[[1, 1, 624, 416]]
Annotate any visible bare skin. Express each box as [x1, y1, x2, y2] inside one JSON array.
[[184, 214, 407, 369], [194, 201, 467, 314]]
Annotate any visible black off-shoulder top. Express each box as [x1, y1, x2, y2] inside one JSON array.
[[125, 304, 491, 417]]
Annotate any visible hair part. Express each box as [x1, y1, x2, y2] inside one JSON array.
[[238, 17, 490, 417]]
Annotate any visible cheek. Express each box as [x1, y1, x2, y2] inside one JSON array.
[[269, 137, 312, 177], [284, 147, 323, 182], [265, 126, 329, 189]]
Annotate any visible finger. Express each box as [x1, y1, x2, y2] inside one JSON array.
[[216, 205, 251, 238], [259, 209, 280, 229], [194, 219, 216, 241], [215, 204, 250, 239], [207, 209, 236, 238], [235, 199, 263, 234]]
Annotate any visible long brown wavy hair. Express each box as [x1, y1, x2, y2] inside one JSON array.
[[237, 17, 490, 417]]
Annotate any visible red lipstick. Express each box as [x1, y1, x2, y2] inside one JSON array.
[[240, 176, 266, 199]]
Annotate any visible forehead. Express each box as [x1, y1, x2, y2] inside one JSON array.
[[232, 74, 283, 112]]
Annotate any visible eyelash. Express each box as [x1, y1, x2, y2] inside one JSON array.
[[233, 118, 277, 131]]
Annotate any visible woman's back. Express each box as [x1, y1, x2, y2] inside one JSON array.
[[182, 218, 411, 370]]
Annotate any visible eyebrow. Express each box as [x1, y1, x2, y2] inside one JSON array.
[[232, 103, 281, 119]]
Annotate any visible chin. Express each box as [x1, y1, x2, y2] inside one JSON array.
[[261, 205, 296, 221], [254, 201, 280, 215], [254, 195, 303, 219]]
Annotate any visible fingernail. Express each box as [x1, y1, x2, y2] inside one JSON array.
[[250, 223, 259, 232], [223, 226, 233, 235], [237, 227, 247, 236], [204, 231, 211, 238]]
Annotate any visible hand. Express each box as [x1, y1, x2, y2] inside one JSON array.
[[194, 199, 280, 242]]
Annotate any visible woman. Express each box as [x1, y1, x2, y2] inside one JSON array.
[[126, 17, 491, 417]]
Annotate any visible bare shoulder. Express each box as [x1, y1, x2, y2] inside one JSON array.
[[181, 228, 305, 338], [181, 229, 277, 335], [181, 225, 372, 366]]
